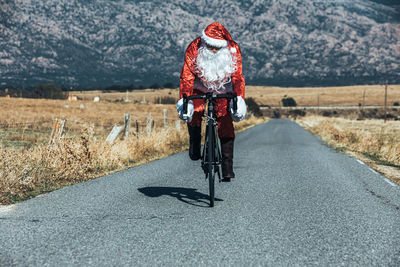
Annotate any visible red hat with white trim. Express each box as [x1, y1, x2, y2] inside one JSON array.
[[201, 22, 233, 48]]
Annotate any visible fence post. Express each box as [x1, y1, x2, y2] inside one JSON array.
[[146, 114, 154, 136], [125, 90, 129, 103], [384, 80, 388, 123], [124, 114, 131, 139], [175, 120, 181, 131], [163, 109, 168, 127], [136, 120, 139, 135], [49, 119, 57, 145], [106, 125, 123, 144], [362, 89, 366, 110], [49, 118, 66, 145]]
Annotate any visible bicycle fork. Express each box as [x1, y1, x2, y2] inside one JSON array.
[[201, 116, 222, 182]]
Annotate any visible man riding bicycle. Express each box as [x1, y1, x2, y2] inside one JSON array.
[[177, 22, 246, 180]]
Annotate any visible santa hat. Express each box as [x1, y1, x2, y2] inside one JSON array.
[[201, 22, 233, 48]]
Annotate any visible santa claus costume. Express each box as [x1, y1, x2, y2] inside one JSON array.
[[178, 22, 246, 180]]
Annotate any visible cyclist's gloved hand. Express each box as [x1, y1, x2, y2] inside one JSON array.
[[177, 98, 194, 122], [230, 96, 246, 122]]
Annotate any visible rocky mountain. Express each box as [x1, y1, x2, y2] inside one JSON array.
[[0, 0, 399, 88]]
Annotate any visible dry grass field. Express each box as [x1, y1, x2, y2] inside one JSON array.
[[68, 84, 400, 108], [245, 84, 400, 107], [70, 88, 179, 104], [0, 97, 179, 149], [0, 91, 266, 204], [1, 84, 399, 204], [296, 116, 400, 185]]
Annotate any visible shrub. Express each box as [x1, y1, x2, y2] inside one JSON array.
[[34, 84, 67, 99], [394, 102, 399, 106], [246, 97, 263, 117], [381, 113, 398, 120], [156, 96, 177, 104], [150, 83, 161, 89], [281, 96, 297, 107], [163, 82, 175, 88], [289, 109, 306, 117]]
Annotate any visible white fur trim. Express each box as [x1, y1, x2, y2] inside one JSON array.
[[230, 47, 237, 53], [202, 30, 228, 48]]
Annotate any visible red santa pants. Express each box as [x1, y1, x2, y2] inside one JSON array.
[[188, 95, 235, 139]]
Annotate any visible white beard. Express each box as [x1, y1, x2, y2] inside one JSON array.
[[195, 45, 237, 93]]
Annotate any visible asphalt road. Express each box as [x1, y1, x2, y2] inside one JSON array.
[[1, 119, 399, 266]]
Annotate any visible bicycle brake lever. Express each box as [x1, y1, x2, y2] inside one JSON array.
[[233, 94, 238, 112]]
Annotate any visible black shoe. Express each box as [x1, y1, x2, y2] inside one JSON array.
[[221, 137, 235, 178], [188, 125, 201, 161], [221, 177, 231, 182]]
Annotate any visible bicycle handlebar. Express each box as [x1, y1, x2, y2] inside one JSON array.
[[182, 92, 238, 115]]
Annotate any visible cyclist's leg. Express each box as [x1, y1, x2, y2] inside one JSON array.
[[214, 99, 235, 179], [214, 98, 235, 139], [187, 98, 205, 160], [218, 118, 235, 179]]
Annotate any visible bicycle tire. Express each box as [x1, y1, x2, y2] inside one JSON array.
[[207, 121, 215, 207]]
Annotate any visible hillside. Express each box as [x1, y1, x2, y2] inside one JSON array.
[[0, 0, 399, 87]]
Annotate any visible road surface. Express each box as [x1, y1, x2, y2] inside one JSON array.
[[0, 119, 399, 266]]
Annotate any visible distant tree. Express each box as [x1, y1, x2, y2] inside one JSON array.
[[246, 97, 263, 117], [156, 96, 177, 104], [281, 96, 297, 107], [163, 82, 175, 88], [105, 84, 127, 92], [150, 83, 161, 89], [34, 84, 67, 99]]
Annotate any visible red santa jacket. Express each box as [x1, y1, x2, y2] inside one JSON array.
[[179, 37, 245, 100]]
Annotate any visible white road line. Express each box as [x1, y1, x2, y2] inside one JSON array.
[[0, 205, 16, 214], [384, 178, 397, 187], [369, 168, 378, 175], [356, 159, 365, 165], [366, 167, 398, 187]]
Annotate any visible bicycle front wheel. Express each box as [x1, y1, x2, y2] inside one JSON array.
[[207, 122, 215, 207]]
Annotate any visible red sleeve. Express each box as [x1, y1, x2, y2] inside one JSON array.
[[179, 38, 200, 98], [231, 43, 245, 98]]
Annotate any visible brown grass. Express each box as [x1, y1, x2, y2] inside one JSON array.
[[3, 83, 398, 204], [0, 92, 266, 204], [245, 84, 400, 107], [70, 88, 179, 104], [296, 116, 400, 185], [0, 96, 180, 150], [70, 84, 400, 107], [0, 126, 189, 204], [69, 84, 400, 108]]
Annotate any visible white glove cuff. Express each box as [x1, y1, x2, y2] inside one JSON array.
[[230, 96, 246, 122], [177, 98, 194, 122]]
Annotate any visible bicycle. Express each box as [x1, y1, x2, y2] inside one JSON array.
[[182, 92, 238, 207]]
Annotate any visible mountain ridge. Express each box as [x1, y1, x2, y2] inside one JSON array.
[[0, 0, 399, 88]]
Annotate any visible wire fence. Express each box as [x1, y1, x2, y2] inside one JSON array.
[[0, 120, 53, 129], [0, 112, 182, 149]]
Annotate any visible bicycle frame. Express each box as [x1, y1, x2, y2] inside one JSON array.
[[201, 99, 222, 182]]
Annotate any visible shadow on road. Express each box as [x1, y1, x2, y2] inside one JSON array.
[[138, 187, 223, 207]]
